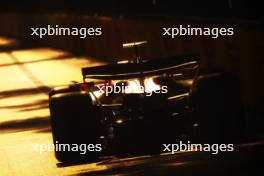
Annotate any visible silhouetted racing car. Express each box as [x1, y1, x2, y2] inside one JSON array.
[[49, 54, 244, 162]]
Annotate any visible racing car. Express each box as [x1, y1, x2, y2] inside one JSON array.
[[49, 54, 243, 162]]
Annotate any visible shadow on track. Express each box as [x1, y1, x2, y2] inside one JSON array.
[[0, 116, 50, 133]]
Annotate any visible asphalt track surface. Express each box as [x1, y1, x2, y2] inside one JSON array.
[[0, 36, 263, 176]]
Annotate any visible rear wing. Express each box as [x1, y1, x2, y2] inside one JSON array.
[[82, 54, 200, 80]]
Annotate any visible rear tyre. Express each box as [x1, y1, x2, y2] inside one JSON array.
[[49, 92, 102, 162]]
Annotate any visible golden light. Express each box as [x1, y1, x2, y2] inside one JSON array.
[[0, 37, 17, 46], [125, 79, 143, 93], [177, 79, 194, 86], [144, 77, 161, 93], [122, 41, 148, 48], [115, 119, 123, 124], [117, 60, 130, 64], [10, 48, 66, 63]]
